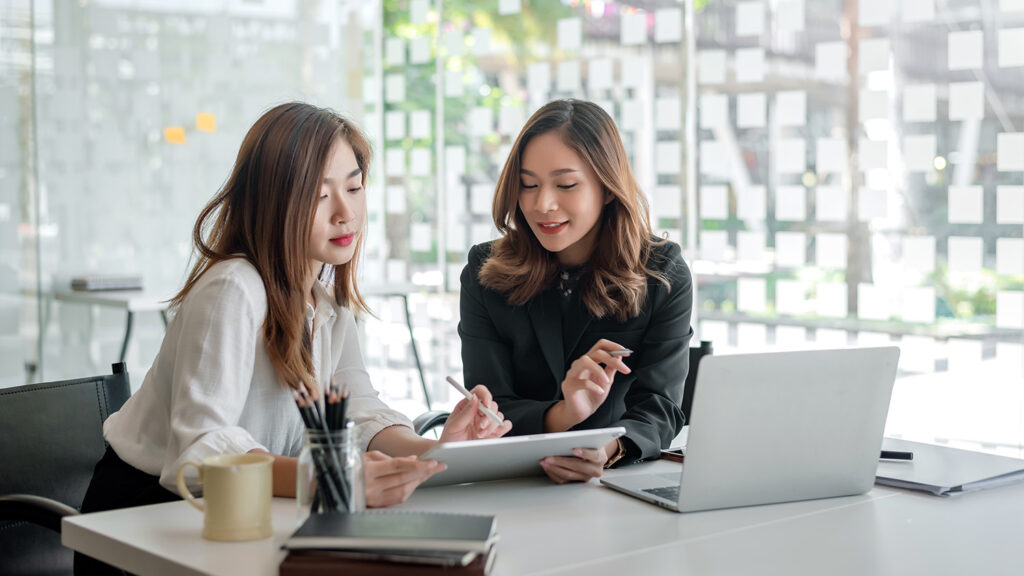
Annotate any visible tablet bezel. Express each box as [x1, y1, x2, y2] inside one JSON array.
[[418, 427, 626, 487]]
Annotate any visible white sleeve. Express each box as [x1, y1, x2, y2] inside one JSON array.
[[159, 272, 268, 491], [331, 310, 415, 452]]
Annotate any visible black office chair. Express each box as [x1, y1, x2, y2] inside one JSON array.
[[682, 340, 713, 425], [0, 363, 131, 576]]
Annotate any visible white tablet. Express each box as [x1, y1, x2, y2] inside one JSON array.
[[417, 427, 626, 487]]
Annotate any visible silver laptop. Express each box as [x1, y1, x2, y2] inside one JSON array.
[[601, 347, 900, 512]]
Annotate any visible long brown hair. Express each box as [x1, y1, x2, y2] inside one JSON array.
[[171, 102, 372, 393], [479, 99, 666, 322]]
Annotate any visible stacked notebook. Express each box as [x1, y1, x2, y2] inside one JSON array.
[[280, 511, 498, 576], [70, 274, 143, 291]]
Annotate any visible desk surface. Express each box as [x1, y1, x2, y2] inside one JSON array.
[[62, 458, 1024, 576], [52, 289, 173, 312]]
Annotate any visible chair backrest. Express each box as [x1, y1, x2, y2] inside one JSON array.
[[0, 363, 130, 576], [681, 341, 713, 426]]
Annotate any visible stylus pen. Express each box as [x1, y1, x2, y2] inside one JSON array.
[[880, 450, 914, 461], [446, 376, 505, 426], [610, 348, 633, 357]]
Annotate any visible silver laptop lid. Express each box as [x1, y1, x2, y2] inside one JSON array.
[[676, 346, 900, 512]]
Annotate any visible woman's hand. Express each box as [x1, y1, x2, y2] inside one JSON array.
[[559, 339, 632, 425], [539, 439, 617, 484], [362, 451, 444, 508], [437, 385, 512, 442]]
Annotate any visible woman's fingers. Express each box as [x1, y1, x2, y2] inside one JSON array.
[[363, 455, 444, 508], [540, 456, 603, 483]]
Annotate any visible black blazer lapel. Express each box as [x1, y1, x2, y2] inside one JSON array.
[[527, 291, 564, 394], [563, 298, 594, 364]]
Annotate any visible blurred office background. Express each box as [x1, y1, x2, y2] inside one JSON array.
[[1, 0, 1022, 455]]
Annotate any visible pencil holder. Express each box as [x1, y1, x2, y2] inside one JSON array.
[[296, 424, 364, 523]]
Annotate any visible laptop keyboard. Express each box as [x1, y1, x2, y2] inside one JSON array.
[[643, 485, 680, 501]]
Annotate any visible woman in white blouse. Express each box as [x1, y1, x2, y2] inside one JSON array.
[[79, 103, 511, 526]]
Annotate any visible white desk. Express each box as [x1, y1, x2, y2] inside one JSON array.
[[62, 458, 1024, 576], [48, 289, 172, 362]]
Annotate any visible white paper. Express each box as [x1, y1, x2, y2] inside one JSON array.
[[557, 60, 581, 92], [898, 335, 936, 373], [699, 140, 731, 178], [816, 186, 847, 221], [902, 0, 935, 22], [775, 139, 806, 174], [776, 90, 806, 126], [736, 1, 765, 37], [621, 12, 647, 45], [859, 89, 888, 121], [385, 110, 406, 141], [997, 238, 1024, 276], [737, 324, 768, 349], [385, 74, 406, 103], [654, 186, 682, 219], [700, 230, 729, 261], [410, 147, 431, 176], [902, 84, 936, 122], [469, 107, 494, 136], [816, 138, 847, 174], [775, 280, 807, 315], [410, 110, 431, 140], [736, 92, 766, 128], [700, 185, 729, 220], [859, 38, 890, 74], [528, 62, 551, 98], [947, 236, 983, 275], [996, 291, 1024, 328], [444, 31, 464, 57], [385, 37, 405, 67], [621, 99, 643, 132], [997, 133, 1024, 171], [948, 185, 984, 224], [385, 148, 405, 177], [699, 50, 727, 85], [816, 282, 848, 318], [654, 8, 682, 43], [902, 235, 936, 274], [902, 287, 936, 323], [816, 42, 847, 82], [386, 185, 406, 214], [589, 59, 613, 91], [737, 277, 767, 313], [859, 0, 889, 26], [903, 134, 936, 172], [777, 0, 805, 31], [816, 233, 847, 269], [775, 231, 807, 267], [775, 186, 807, 221], [411, 222, 432, 252], [656, 141, 681, 175], [737, 231, 766, 262], [558, 18, 582, 51], [949, 81, 985, 120], [498, 0, 521, 15], [735, 48, 765, 83], [737, 185, 767, 220], [656, 97, 682, 131], [948, 30, 983, 70], [471, 27, 491, 56], [859, 187, 888, 221], [775, 325, 808, 347], [857, 284, 890, 320], [700, 93, 729, 128], [859, 138, 888, 170], [409, 36, 430, 65], [445, 69, 464, 98], [470, 183, 493, 215], [621, 56, 645, 89], [947, 338, 983, 373], [997, 186, 1024, 224], [498, 105, 524, 137], [999, 28, 1024, 67]]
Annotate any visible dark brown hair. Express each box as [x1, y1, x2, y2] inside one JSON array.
[[479, 99, 666, 321], [171, 102, 371, 392]]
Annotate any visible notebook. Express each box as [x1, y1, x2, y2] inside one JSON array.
[[601, 347, 900, 512], [285, 511, 498, 553], [876, 438, 1024, 496], [279, 544, 497, 576]]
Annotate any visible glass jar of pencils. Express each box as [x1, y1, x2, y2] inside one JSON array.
[[296, 423, 364, 523]]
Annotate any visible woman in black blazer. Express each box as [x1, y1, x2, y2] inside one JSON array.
[[459, 99, 693, 483]]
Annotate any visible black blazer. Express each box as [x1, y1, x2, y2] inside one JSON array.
[[459, 239, 693, 465]]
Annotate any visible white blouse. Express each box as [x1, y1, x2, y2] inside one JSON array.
[[103, 258, 413, 491]]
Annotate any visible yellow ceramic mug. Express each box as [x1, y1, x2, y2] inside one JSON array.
[[176, 453, 274, 541]]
